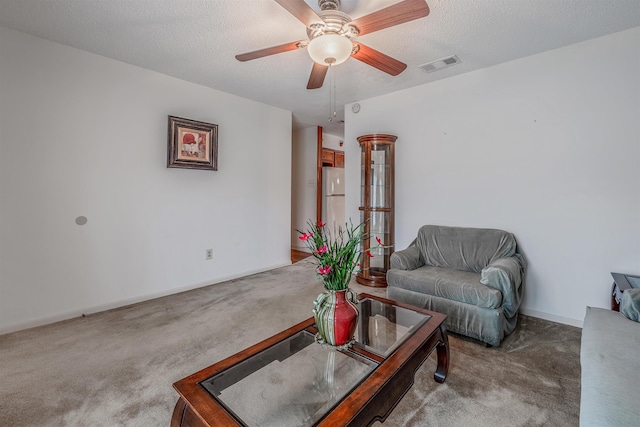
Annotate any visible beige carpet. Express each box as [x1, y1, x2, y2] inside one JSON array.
[[0, 259, 581, 426]]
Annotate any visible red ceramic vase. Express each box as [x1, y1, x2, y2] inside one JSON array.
[[313, 289, 359, 346]]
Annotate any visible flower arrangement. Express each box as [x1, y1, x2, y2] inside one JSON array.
[[298, 219, 386, 291]]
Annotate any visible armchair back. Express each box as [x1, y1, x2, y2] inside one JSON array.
[[415, 225, 517, 273]]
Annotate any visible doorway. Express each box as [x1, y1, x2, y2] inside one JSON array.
[[290, 126, 345, 263]]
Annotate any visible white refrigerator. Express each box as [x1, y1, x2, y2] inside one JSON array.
[[322, 167, 345, 233]]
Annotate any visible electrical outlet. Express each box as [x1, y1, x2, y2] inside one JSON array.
[[206, 249, 213, 260]]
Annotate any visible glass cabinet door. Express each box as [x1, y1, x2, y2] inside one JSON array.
[[356, 134, 396, 287]]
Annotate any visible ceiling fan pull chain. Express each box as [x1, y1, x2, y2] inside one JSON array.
[[332, 66, 337, 119], [328, 65, 335, 122], [327, 65, 338, 122], [328, 78, 331, 122], [331, 66, 335, 120]]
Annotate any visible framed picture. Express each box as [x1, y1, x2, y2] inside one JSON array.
[[167, 116, 218, 170]]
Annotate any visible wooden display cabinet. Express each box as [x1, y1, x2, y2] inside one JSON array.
[[356, 134, 396, 287]]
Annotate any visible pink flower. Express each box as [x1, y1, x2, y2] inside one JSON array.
[[375, 236, 383, 245], [314, 245, 328, 255], [366, 250, 374, 258], [318, 221, 326, 227], [317, 265, 332, 275], [298, 232, 313, 241]]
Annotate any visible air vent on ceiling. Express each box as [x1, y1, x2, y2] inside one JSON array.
[[419, 55, 461, 73]]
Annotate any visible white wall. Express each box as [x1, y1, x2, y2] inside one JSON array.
[[322, 133, 343, 151], [345, 27, 640, 326], [291, 126, 318, 251], [0, 27, 292, 333]]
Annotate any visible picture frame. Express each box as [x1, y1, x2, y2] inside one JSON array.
[[167, 115, 218, 170]]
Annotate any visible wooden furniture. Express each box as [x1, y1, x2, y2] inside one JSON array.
[[321, 148, 345, 168], [611, 272, 640, 311], [356, 134, 396, 287], [322, 148, 335, 165], [171, 293, 449, 427]]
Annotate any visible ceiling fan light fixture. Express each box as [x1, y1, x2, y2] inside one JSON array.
[[307, 33, 352, 66]]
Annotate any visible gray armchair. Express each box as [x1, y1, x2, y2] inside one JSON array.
[[386, 225, 526, 346]]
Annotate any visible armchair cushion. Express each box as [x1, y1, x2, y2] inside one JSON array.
[[387, 266, 501, 309]]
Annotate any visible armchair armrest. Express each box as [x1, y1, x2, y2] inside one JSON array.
[[480, 254, 526, 318], [620, 288, 640, 322], [390, 245, 424, 271]]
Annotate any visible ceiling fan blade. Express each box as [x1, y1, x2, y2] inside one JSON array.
[[351, 43, 407, 76], [307, 62, 329, 89], [350, 0, 430, 36], [274, 0, 323, 27], [235, 41, 305, 62]]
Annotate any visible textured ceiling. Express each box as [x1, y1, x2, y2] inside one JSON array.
[[1, 0, 639, 135]]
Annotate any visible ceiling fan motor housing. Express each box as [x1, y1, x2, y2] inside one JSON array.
[[318, 0, 340, 11], [307, 10, 357, 40], [306, 9, 357, 65]]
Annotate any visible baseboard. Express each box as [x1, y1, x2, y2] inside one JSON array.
[[520, 308, 583, 328], [0, 261, 291, 336]]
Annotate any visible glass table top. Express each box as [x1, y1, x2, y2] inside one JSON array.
[[354, 297, 431, 357], [199, 297, 431, 427]]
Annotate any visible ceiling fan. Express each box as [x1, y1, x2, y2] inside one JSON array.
[[235, 0, 430, 89]]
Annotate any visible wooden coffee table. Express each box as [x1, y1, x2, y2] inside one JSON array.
[[171, 293, 449, 427]]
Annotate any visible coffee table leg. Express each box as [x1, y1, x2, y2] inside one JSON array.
[[434, 324, 449, 383], [171, 397, 187, 427]]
